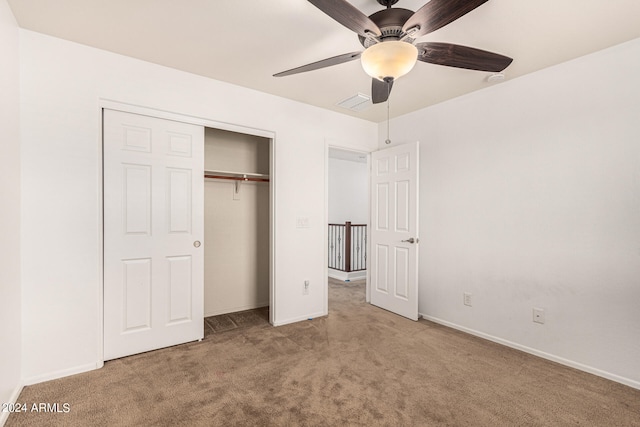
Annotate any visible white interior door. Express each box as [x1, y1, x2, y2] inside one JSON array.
[[103, 109, 204, 360], [370, 142, 419, 320]]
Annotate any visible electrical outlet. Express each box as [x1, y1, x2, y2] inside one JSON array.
[[303, 280, 310, 295], [533, 307, 545, 324], [463, 292, 472, 307]]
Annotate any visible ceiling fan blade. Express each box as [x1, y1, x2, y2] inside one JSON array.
[[417, 42, 513, 72], [402, 0, 489, 38], [273, 51, 362, 77], [308, 0, 381, 37], [372, 78, 394, 104]]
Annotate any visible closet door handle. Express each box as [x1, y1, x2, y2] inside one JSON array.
[[193, 241, 201, 248]]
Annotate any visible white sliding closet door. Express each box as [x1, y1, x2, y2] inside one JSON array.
[[103, 109, 204, 360]]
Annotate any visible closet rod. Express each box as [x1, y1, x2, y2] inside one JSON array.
[[204, 174, 269, 183]]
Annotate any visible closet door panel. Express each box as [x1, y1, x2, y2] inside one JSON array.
[[123, 164, 152, 235], [122, 125, 152, 152], [122, 258, 152, 331], [167, 168, 192, 234], [167, 255, 193, 324], [104, 109, 204, 361], [167, 132, 193, 157]]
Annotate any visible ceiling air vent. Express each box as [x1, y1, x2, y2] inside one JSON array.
[[336, 93, 372, 112]]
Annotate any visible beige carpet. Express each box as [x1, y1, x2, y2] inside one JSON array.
[[204, 306, 270, 334], [7, 279, 640, 426]]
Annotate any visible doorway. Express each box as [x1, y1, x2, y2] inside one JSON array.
[[203, 128, 270, 318], [326, 146, 370, 304], [325, 142, 420, 321]]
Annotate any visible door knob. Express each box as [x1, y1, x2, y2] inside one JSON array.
[[193, 241, 201, 248], [401, 237, 416, 244]]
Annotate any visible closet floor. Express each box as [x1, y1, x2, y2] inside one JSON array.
[[204, 307, 270, 337]]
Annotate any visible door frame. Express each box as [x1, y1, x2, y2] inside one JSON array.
[[97, 99, 277, 363], [324, 141, 372, 306]]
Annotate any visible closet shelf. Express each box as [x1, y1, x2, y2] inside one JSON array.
[[204, 169, 269, 183]]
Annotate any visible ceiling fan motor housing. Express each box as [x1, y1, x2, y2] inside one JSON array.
[[359, 8, 416, 47]]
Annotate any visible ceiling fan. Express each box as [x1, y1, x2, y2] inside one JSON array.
[[274, 0, 513, 104]]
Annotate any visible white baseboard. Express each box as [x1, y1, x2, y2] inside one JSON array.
[[420, 313, 640, 391], [204, 301, 269, 318], [273, 311, 327, 327], [328, 269, 366, 282], [0, 383, 24, 427], [22, 361, 101, 387]]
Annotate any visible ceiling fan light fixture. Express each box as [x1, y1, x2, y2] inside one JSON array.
[[361, 41, 418, 81]]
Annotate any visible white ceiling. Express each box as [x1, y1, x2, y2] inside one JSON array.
[[8, 0, 640, 123]]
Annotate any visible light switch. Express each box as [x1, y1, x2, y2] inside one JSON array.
[[296, 217, 310, 228]]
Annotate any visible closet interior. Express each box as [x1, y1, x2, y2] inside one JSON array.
[[204, 127, 270, 318]]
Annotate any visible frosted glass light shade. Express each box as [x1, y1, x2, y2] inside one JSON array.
[[361, 41, 418, 81]]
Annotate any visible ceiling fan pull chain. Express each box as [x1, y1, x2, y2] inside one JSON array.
[[385, 81, 391, 145]]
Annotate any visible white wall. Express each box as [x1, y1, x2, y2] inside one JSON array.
[[19, 30, 378, 382], [0, 0, 22, 418], [204, 128, 270, 316], [328, 158, 368, 225], [381, 38, 640, 387]]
